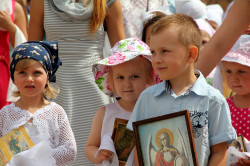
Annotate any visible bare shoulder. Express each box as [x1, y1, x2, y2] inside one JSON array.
[[94, 106, 106, 121]]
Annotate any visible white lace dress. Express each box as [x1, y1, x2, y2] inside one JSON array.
[[0, 102, 77, 166]]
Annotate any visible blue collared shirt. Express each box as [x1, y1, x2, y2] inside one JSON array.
[[127, 70, 236, 166]]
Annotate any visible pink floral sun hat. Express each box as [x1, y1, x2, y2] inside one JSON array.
[[92, 38, 160, 97], [221, 35, 250, 67]]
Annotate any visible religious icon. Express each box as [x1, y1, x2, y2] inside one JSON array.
[[112, 118, 135, 166], [133, 110, 198, 166], [0, 126, 34, 164]]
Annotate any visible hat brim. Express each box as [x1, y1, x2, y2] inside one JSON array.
[[92, 53, 152, 97]]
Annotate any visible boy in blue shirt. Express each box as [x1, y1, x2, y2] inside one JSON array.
[[127, 14, 236, 166]]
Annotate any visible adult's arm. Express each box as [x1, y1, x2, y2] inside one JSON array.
[[195, 0, 250, 77], [105, 0, 125, 47], [13, 2, 28, 44], [28, 0, 44, 41]]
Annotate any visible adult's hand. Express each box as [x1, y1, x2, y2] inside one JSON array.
[[0, 11, 15, 33]]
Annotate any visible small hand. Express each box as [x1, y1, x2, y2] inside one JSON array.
[[97, 149, 113, 162], [236, 156, 250, 166], [0, 11, 15, 31]]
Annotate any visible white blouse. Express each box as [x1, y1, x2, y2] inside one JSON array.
[[0, 102, 77, 165]]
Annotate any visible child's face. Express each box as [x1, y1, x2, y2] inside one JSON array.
[[207, 20, 219, 31], [150, 27, 190, 81], [111, 59, 151, 103], [201, 30, 211, 50], [223, 61, 250, 96], [14, 59, 48, 98]]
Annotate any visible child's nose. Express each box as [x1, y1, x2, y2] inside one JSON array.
[[26, 75, 34, 82], [231, 73, 240, 82], [152, 55, 162, 63], [124, 78, 132, 87]]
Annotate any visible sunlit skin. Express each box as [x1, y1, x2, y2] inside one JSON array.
[[111, 58, 153, 111], [14, 60, 48, 101], [150, 27, 197, 95], [223, 61, 250, 108]]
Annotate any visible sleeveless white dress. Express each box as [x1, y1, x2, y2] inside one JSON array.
[[99, 102, 133, 166], [44, 0, 114, 165], [101, 102, 132, 138]]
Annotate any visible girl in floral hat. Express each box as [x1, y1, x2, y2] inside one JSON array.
[[0, 41, 76, 166], [220, 35, 250, 165], [85, 38, 160, 165]]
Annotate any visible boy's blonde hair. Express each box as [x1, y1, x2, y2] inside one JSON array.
[[13, 59, 59, 99], [108, 56, 154, 95], [151, 13, 202, 60]]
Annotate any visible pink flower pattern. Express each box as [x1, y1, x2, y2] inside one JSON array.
[[95, 71, 102, 80], [107, 53, 125, 64]]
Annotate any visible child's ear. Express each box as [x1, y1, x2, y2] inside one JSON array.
[[188, 46, 198, 63]]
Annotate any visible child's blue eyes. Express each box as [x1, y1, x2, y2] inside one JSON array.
[[225, 70, 246, 74], [162, 50, 169, 53], [17, 71, 43, 75], [117, 76, 124, 79], [239, 70, 246, 73], [150, 50, 169, 54], [34, 71, 42, 74], [132, 75, 139, 79], [116, 75, 139, 79]]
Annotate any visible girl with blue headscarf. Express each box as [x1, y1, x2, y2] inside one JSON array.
[[0, 41, 76, 166]]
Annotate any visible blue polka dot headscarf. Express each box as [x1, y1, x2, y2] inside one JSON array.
[[10, 41, 62, 83]]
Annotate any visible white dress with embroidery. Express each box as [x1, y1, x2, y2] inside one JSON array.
[[0, 102, 77, 166]]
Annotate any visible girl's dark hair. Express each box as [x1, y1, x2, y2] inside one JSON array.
[[141, 11, 167, 43]]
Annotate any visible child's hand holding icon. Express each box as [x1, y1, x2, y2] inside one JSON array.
[[97, 149, 113, 162]]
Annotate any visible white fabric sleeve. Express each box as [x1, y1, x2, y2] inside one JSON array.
[[14, 25, 26, 47], [51, 109, 77, 165]]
